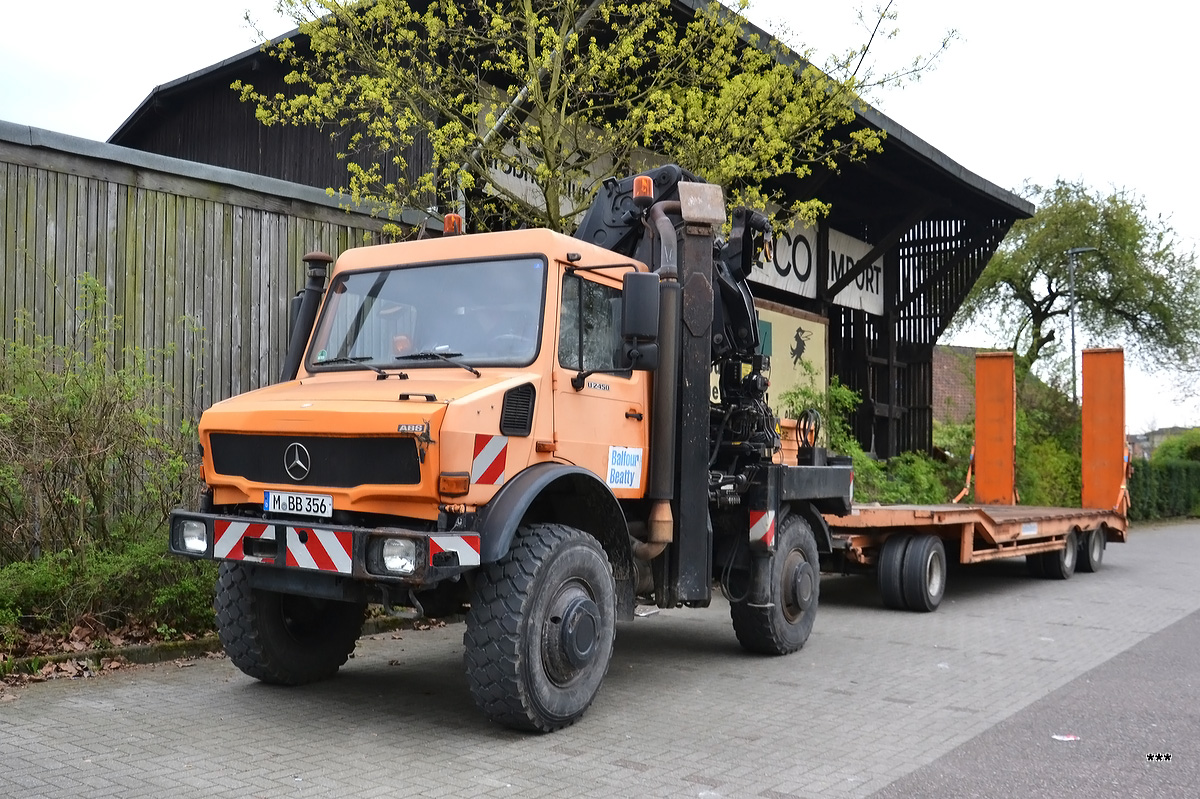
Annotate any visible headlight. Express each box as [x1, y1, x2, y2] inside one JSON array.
[[382, 539, 418, 575], [181, 520, 208, 553]]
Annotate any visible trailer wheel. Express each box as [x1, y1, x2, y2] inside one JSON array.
[[1078, 528, 1105, 573], [214, 562, 366, 685], [1026, 553, 1046, 579], [730, 514, 820, 655], [1041, 530, 1078, 580], [877, 534, 912, 610], [464, 524, 615, 732], [902, 535, 947, 612]]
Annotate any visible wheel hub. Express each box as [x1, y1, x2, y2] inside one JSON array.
[[790, 561, 815, 611], [1064, 534, 1077, 570], [926, 552, 945, 597], [559, 596, 600, 670], [542, 583, 602, 686]]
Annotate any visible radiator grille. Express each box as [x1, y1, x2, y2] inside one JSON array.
[[209, 433, 421, 488]]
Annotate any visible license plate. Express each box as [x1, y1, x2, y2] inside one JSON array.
[[264, 491, 333, 518]]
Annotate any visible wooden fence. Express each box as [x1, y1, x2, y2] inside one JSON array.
[[0, 122, 401, 426]]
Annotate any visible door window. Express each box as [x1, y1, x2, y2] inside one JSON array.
[[558, 274, 621, 372]]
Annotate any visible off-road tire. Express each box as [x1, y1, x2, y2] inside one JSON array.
[[730, 514, 820, 655], [902, 535, 947, 613], [214, 562, 366, 685], [464, 524, 616, 732], [878, 534, 912, 610]]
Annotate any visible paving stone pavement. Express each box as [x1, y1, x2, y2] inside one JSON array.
[[3, 520, 1198, 799]]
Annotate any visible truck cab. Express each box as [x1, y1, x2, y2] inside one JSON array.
[[195, 229, 651, 532]]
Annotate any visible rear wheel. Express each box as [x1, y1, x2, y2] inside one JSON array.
[[1078, 528, 1105, 573], [902, 535, 947, 613], [1027, 552, 1046, 578], [877, 534, 912, 610], [214, 562, 366, 685], [730, 514, 820, 655], [464, 524, 616, 732], [1040, 530, 1078, 580]]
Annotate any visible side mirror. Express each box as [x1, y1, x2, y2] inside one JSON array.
[[619, 272, 660, 371], [622, 271, 660, 339]]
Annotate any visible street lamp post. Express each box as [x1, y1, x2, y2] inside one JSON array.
[[1065, 246, 1098, 404]]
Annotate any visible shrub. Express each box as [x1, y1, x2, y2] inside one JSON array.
[[0, 277, 208, 646], [778, 372, 950, 505], [849, 449, 949, 505], [1128, 459, 1200, 520], [1016, 432, 1080, 507], [932, 420, 974, 499], [1152, 429, 1200, 464]]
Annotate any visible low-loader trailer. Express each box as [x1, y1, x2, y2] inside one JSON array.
[[821, 349, 1130, 612]]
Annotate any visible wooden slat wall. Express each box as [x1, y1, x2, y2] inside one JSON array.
[[0, 140, 388, 429]]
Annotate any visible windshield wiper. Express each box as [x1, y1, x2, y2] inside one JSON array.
[[395, 350, 481, 378], [320, 355, 400, 380]]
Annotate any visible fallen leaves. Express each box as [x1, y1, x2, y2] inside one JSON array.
[[9, 616, 147, 661], [1, 655, 127, 688], [403, 617, 448, 633]]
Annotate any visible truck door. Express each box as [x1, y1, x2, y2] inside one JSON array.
[[552, 270, 650, 497]]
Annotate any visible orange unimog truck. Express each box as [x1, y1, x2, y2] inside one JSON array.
[[168, 166, 854, 731]]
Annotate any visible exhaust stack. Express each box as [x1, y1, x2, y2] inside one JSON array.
[[280, 251, 333, 382]]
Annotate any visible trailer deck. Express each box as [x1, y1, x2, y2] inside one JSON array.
[[827, 503, 1127, 565]]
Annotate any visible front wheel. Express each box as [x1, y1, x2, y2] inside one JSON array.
[[214, 562, 366, 685], [730, 513, 820, 655], [464, 524, 616, 732]]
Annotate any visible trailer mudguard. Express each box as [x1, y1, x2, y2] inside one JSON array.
[[477, 462, 636, 618]]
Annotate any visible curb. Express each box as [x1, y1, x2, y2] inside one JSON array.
[[2, 612, 434, 679]]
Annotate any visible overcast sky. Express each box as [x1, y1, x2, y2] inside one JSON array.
[[1, 0, 1196, 433]]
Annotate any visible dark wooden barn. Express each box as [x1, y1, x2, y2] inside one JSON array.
[[108, 5, 1032, 458]]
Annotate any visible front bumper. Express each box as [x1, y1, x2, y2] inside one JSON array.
[[168, 510, 481, 587]]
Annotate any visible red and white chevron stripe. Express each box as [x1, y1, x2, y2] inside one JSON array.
[[429, 534, 482, 567], [285, 527, 354, 574], [212, 521, 477, 575], [749, 509, 776, 548], [214, 520, 275, 564], [472, 434, 508, 486]]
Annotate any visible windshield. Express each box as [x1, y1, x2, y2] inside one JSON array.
[[307, 257, 546, 371]]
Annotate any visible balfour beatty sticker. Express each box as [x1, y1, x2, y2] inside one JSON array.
[[606, 446, 644, 489]]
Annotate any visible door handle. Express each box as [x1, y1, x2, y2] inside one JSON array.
[[625, 410, 644, 421]]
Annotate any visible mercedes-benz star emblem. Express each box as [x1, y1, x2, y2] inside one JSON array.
[[284, 442, 311, 482]]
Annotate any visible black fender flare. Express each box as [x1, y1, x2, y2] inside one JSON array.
[[477, 463, 635, 619], [787, 500, 834, 555]]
